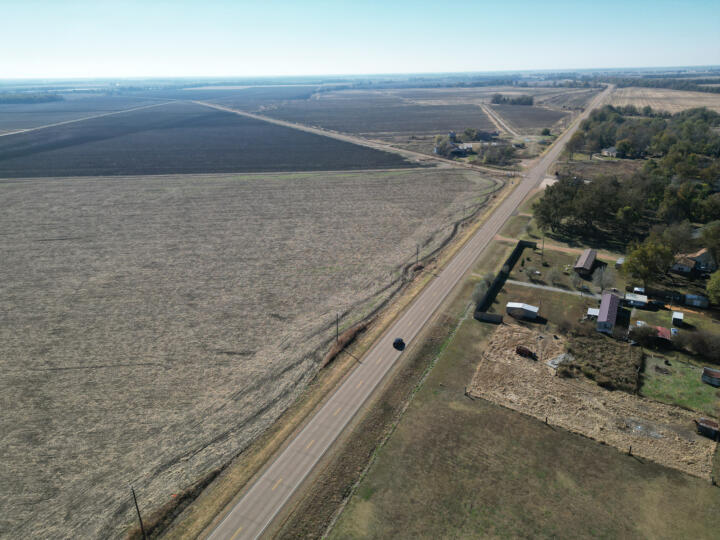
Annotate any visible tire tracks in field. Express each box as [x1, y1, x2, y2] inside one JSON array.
[[0, 100, 175, 138], [480, 103, 520, 138]]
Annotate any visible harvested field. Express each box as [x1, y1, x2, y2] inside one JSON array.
[[386, 86, 591, 107], [534, 87, 602, 109], [610, 87, 720, 113], [263, 91, 496, 136], [468, 324, 716, 479], [0, 168, 496, 538], [488, 104, 569, 132], [0, 94, 163, 132], [0, 101, 415, 178]]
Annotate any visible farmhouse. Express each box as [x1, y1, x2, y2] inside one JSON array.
[[601, 146, 617, 157], [574, 248, 597, 276], [672, 311, 684, 326], [624, 292, 648, 308], [702, 367, 720, 388], [506, 302, 539, 320], [685, 294, 709, 308], [596, 292, 620, 334], [671, 255, 696, 274]]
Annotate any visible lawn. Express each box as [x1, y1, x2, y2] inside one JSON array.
[[642, 354, 720, 417], [330, 298, 720, 539]]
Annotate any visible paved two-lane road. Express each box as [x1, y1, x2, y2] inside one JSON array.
[[207, 86, 612, 540]]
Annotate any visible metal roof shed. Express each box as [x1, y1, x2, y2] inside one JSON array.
[[506, 302, 539, 320], [574, 249, 597, 275], [596, 292, 620, 334]]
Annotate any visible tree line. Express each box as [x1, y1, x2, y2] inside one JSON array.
[[490, 94, 534, 105], [0, 92, 64, 104], [534, 106, 720, 288]]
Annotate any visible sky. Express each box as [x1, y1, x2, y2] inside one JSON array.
[[1, 0, 719, 79]]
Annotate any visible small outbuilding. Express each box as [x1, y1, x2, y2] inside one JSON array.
[[506, 302, 539, 320], [586, 307, 600, 319], [597, 292, 620, 334], [695, 418, 720, 440], [601, 146, 617, 157], [614, 257, 625, 269], [574, 248, 597, 276], [702, 367, 720, 388], [655, 326, 672, 342], [672, 311, 684, 326], [624, 292, 648, 308]]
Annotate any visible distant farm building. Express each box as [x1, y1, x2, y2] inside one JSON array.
[[601, 146, 617, 157], [574, 248, 597, 276], [506, 302, 539, 320], [685, 294, 709, 308], [671, 255, 696, 274], [596, 292, 620, 334], [702, 367, 720, 387], [672, 311, 684, 326], [695, 417, 720, 440], [686, 248, 717, 272], [624, 292, 648, 308]]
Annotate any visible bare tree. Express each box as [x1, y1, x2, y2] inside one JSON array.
[[592, 266, 616, 292]]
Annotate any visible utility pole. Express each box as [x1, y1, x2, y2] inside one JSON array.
[[541, 234, 545, 263], [416, 245, 419, 267], [336, 313, 339, 343], [130, 486, 147, 540]]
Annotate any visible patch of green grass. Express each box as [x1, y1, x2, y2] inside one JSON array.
[[642, 354, 720, 417], [499, 214, 531, 239]]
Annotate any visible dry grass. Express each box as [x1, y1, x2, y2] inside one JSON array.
[[469, 324, 716, 479], [0, 168, 496, 538], [610, 87, 720, 113]]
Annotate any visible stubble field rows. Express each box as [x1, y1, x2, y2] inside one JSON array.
[[0, 168, 496, 538], [609, 87, 720, 113], [0, 101, 414, 178]]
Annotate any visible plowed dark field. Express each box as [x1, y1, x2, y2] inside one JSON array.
[[263, 94, 496, 136], [489, 104, 569, 130], [0, 101, 414, 177]]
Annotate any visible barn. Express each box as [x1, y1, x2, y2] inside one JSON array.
[[574, 248, 597, 276]]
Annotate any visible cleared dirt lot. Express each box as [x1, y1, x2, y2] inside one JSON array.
[[610, 87, 720, 113], [0, 168, 495, 538], [468, 324, 716, 479]]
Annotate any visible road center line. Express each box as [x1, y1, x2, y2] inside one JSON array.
[[271, 479, 282, 491], [333, 407, 342, 416], [305, 439, 315, 450]]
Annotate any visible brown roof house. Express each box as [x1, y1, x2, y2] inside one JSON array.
[[574, 248, 597, 276]]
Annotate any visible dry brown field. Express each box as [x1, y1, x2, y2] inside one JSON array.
[[0, 168, 496, 538], [610, 87, 720, 113]]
